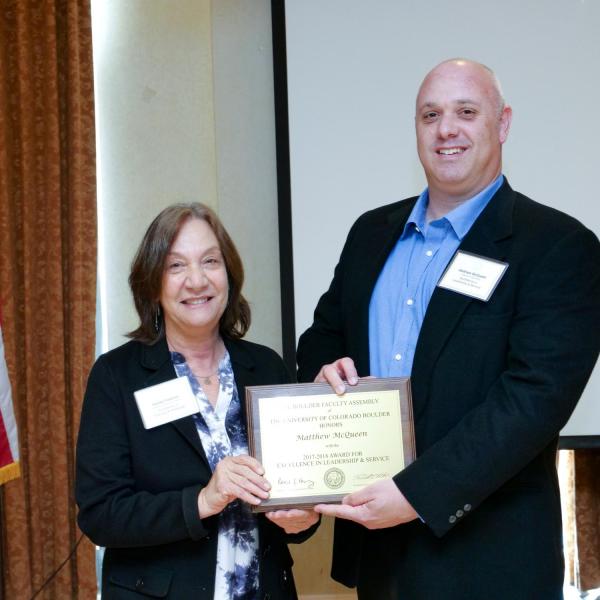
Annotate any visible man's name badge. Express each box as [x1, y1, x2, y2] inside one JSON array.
[[134, 376, 199, 429], [437, 250, 508, 302]]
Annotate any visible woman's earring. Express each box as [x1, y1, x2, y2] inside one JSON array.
[[154, 305, 161, 333]]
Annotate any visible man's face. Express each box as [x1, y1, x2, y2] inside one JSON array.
[[415, 61, 511, 203]]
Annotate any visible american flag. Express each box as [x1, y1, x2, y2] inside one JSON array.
[[0, 308, 20, 485]]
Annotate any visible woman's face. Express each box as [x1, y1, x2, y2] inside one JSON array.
[[159, 218, 228, 340]]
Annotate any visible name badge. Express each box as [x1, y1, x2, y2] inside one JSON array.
[[437, 250, 508, 302], [134, 376, 199, 429]]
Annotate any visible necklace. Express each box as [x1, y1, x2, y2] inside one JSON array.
[[166, 334, 224, 387], [192, 368, 220, 386]]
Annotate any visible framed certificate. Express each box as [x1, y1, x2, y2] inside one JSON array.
[[245, 378, 415, 511]]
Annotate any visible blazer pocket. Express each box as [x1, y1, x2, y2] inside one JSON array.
[[107, 565, 173, 598], [458, 311, 512, 330]]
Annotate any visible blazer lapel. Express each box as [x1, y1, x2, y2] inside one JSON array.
[[224, 338, 258, 424], [354, 200, 417, 374], [411, 181, 515, 412], [140, 339, 208, 464]]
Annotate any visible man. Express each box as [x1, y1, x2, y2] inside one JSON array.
[[296, 59, 600, 599]]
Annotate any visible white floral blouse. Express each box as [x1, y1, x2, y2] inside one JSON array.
[[171, 350, 260, 600]]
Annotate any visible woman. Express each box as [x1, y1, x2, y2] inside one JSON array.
[[76, 203, 319, 599]]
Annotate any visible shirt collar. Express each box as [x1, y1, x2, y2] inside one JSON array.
[[402, 174, 504, 240]]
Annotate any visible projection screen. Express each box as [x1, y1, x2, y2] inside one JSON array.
[[273, 0, 600, 446]]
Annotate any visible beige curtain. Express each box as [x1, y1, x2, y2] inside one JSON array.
[[0, 0, 97, 598], [559, 450, 576, 587], [561, 448, 600, 593], [574, 449, 600, 591]]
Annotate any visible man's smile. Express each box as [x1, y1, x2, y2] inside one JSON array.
[[437, 147, 466, 155]]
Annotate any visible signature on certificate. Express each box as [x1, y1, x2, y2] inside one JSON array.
[[277, 477, 315, 491], [354, 472, 388, 481]]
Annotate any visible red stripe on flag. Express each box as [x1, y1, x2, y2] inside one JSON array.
[[0, 409, 14, 466], [0, 306, 20, 484]]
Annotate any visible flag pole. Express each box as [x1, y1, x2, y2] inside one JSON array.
[[0, 489, 5, 600]]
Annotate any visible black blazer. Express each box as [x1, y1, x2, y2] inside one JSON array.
[[76, 336, 311, 599], [297, 180, 600, 600]]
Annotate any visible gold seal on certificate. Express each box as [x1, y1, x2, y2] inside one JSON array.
[[245, 378, 415, 511]]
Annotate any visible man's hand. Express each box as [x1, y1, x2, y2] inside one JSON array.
[[315, 357, 359, 394], [265, 509, 320, 534], [197, 455, 271, 518], [314, 479, 418, 529]]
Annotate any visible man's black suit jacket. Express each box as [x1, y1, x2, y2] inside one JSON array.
[[76, 336, 311, 599], [297, 180, 600, 600]]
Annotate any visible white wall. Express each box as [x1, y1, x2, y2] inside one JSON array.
[[212, 0, 282, 350], [92, 0, 281, 355]]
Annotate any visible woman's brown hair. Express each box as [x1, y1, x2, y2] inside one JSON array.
[[127, 203, 251, 343]]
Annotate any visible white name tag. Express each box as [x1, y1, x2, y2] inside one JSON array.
[[134, 376, 199, 429], [437, 250, 508, 301]]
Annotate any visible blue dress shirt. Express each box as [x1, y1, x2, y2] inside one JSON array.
[[369, 175, 504, 377]]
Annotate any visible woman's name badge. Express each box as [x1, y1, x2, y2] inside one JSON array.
[[437, 250, 508, 302], [134, 376, 199, 429]]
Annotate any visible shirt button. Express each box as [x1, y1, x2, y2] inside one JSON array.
[[394, 353, 402, 361], [406, 298, 414, 306], [449, 515, 457, 524], [425, 250, 433, 257], [456, 509, 464, 518], [464, 504, 472, 511]]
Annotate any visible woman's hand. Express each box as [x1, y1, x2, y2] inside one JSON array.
[[265, 509, 320, 534], [197, 455, 271, 518]]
